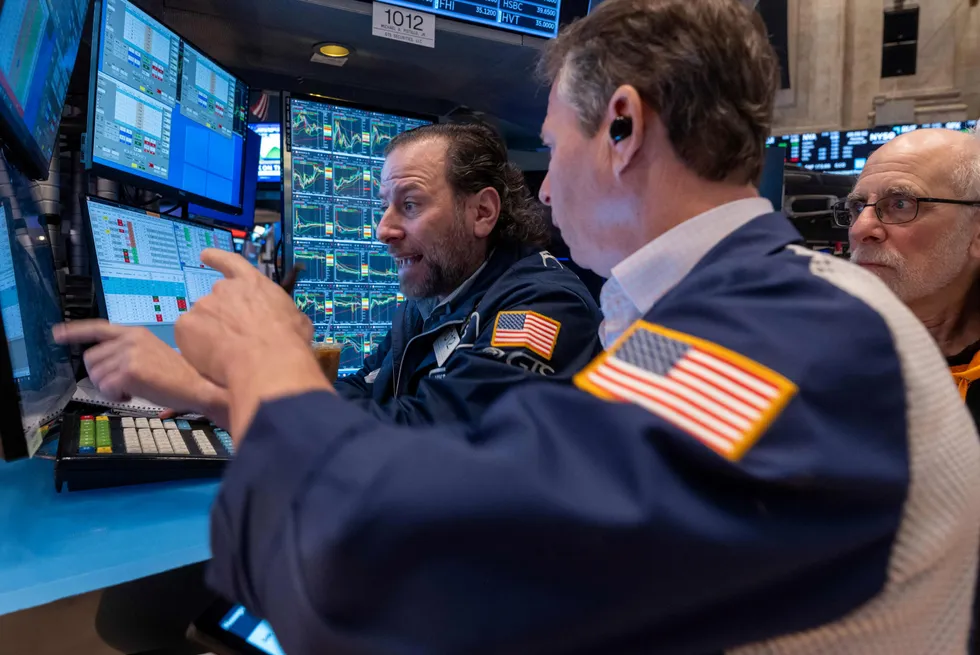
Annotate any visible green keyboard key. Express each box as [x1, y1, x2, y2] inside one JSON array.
[[79, 416, 96, 454], [96, 416, 112, 454]]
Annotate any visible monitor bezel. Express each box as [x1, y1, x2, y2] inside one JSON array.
[[0, 0, 91, 181], [84, 0, 250, 215], [280, 91, 434, 275], [0, 197, 31, 462], [82, 194, 236, 326]]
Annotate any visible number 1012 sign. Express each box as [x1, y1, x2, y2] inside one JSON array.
[[372, 2, 436, 48]]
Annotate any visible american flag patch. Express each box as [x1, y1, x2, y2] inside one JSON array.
[[575, 321, 797, 461], [491, 311, 561, 360]]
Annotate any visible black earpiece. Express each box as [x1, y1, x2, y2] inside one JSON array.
[[609, 116, 633, 143]]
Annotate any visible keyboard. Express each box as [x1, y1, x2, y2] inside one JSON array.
[[55, 411, 234, 491]]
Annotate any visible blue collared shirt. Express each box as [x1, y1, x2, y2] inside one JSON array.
[[599, 197, 774, 347]]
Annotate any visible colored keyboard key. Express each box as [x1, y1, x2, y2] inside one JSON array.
[[214, 429, 234, 455], [176, 419, 192, 431], [96, 416, 112, 454], [78, 416, 96, 454]]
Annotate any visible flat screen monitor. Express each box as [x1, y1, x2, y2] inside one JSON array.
[[0, 194, 75, 460], [83, 196, 235, 350], [0, 0, 90, 180], [377, 0, 589, 39], [188, 125, 260, 230], [86, 0, 249, 212], [282, 93, 430, 376], [252, 122, 281, 184], [767, 119, 978, 177]]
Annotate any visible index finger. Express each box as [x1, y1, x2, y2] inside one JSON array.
[[52, 319, 127, 345], [201, 249, 256, 280]]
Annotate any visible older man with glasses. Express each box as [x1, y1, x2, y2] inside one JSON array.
[[844, 127, 980, 422]]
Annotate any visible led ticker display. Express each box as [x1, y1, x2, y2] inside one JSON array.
[[285, 96, 430, 375], [380, 0, 561, 39], [767, 120, 977, 176]]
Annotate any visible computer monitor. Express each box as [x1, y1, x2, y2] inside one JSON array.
[[86, 0, 250, 213], [0, 0, 90, 180], [83, 196, 235, 350], [0, 195, 75, 461], [187, 126, 260, 230], [252, 122, 281, 184], [758, 145, 786, 211], [281, 93, 430, 376], [766, 119, 978, 177]]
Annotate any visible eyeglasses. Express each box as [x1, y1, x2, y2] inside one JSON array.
[[833, 194, 980, 228]]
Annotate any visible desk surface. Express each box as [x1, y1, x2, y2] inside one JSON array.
[[0, 457, 218, 615]]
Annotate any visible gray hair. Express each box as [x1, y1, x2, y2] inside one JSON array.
[[950, 124, 980, 200]]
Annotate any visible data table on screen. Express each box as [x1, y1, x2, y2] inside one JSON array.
[[90, 0, 249, 211], [87, 198, 236, 344]]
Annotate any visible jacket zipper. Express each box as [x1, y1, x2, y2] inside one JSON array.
[[394, 319, 465, 397]]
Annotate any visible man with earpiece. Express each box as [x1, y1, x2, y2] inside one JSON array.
[[129, 0, 980, 652]]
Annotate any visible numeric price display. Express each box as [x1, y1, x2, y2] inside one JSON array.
[[381, 0, 561, 38]]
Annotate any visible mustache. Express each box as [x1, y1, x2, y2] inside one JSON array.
[[850, 246, 903, 268]]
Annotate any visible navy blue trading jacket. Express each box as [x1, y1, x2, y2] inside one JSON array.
[[209, 212, 980, 654], [333, 243, 602, 425]]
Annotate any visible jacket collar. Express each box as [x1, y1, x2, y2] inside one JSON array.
[[607, 198, 775, 318]]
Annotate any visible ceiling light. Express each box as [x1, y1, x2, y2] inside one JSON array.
[[317, 43, 350, 58]]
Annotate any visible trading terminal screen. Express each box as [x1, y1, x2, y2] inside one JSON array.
[[0, 204, 29, 380], [285, 96, 429, 375], [767, 120, 978, 176], [252, 122, 281, 183], [0, 197, 74, 455], [379, 0, 562, 38], [0, 0, 89, 178], [88, 0, 249, 211], [86, 197, 234, 349]]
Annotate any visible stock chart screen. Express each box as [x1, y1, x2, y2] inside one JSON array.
[[286, 96, 429, 375], [380, 0, 561, 38], [88, 0, 249, 211], [767, 120, 978, 176]]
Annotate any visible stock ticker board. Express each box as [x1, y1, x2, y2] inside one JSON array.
[[288, 97, 430, 373], [767, 120, 978, 176], [379, 0, 561, 39]]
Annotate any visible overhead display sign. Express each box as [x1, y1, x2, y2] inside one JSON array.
[[377, 0, 560, 39], [767, 120, 978, 176], [373, 2, 436, 47]]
